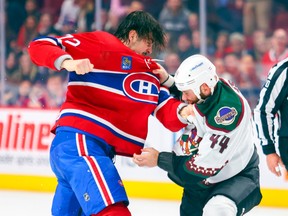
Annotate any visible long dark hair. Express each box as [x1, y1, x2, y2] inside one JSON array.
[[114, 10, 166, 51]]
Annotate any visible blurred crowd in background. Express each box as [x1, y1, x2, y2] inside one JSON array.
[[2, 0, 288, 110]]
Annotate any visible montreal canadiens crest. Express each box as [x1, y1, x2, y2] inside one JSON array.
[[123, 73, 159, 104], [214, 106, 238, 125]]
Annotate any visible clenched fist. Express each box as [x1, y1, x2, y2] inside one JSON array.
[[61, 58, 94, 75], [179, 104, 194, 119]]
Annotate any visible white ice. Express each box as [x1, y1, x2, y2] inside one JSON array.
[[0, 190, 287, 216]]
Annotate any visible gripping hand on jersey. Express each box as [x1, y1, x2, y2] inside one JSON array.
[[178, 104, 195, 124], [152, 63, 168, 82], [61, 59, 94, 75], [152, 63, 174, 88]]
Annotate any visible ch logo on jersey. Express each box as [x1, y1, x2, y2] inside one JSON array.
[[121, 56, 132, 70], [214, 106, 238, 125], [123, 73, 159, 104]]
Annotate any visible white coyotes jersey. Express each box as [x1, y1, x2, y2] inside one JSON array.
[[185, 80, 255, 184]]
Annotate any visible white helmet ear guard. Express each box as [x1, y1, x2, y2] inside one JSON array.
[[174, 54, 218, 101]]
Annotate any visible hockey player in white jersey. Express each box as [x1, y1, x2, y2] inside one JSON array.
[[133, 54, 262, 216]]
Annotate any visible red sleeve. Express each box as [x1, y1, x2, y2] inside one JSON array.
[[156, 98, 186, 132], [28, 40, 69, 71]]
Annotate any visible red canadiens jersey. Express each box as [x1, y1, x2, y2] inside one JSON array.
[[28, 31, 185, 156]]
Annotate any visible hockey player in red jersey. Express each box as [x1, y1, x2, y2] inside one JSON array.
[[28, 11, 189, 216], [134, 54, 262, 216]]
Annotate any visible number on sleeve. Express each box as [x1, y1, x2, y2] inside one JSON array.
[[59, 34, 80, 47]]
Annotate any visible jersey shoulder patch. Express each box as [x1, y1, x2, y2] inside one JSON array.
[[196, 81, 243, 132]]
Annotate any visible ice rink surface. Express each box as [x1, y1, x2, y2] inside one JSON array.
[[0, 190, 288, 216]]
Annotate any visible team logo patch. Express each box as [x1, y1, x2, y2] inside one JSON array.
[[123, 73, 159, 104], [214, 106, 238, 125], [121, 56, 132, 70]]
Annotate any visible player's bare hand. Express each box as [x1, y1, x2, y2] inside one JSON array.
[[152, 63, 169, 84], [266, 153, 285, 177], [133, 148, 159, 167], [61, 59, 94, 75], [179, 104, 194, 119]]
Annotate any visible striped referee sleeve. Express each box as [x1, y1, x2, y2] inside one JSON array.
[[254, 60, 288, 155]]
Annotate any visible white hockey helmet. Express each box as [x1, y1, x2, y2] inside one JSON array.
[[174, 54, 219, 101]]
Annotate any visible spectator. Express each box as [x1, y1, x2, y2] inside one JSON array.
[[54, 0, 90, 32], [223, 53, 241, 86], [225, 32, 251, 59], [163, 52, 181, 75], [248, 29, 269, 62], [109, 0, 133, 24], [11, 52, 39, 84], [37, 12, 61, 37], [240, 54, 261, 88], [106, 0, 144, 33], [271, 3, 288, 31], [238, 54, 261, 109], [93, 7, 110, 31], [24, 0, 41, 21], [105, 10, 121, 34], [105, 0, 144, 32], [187, 12, 199, 33], [60, 19, 77, 34], [28, 82, 49, 108], [163, 52, 182, 99], [243, 0, 272, 36], [16, 15, 39, 51], [41, 0, 64, 19], [158, 0, 190, 51], [127, 0, 144, 14], [190, 30, 201, 55], [190, 29, 215, 57], [46, 73, 67, 108], [261, 28, 288, 81], [176, 33, 194, 61], [213, 57, 233, 81], [6, 37, 23, 59], [14, 79, 33, 108], [213, 30, 230, 59], [2, 82, 19, 106], [76, 0, 95, 32], [5, 52, 19, 84]]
